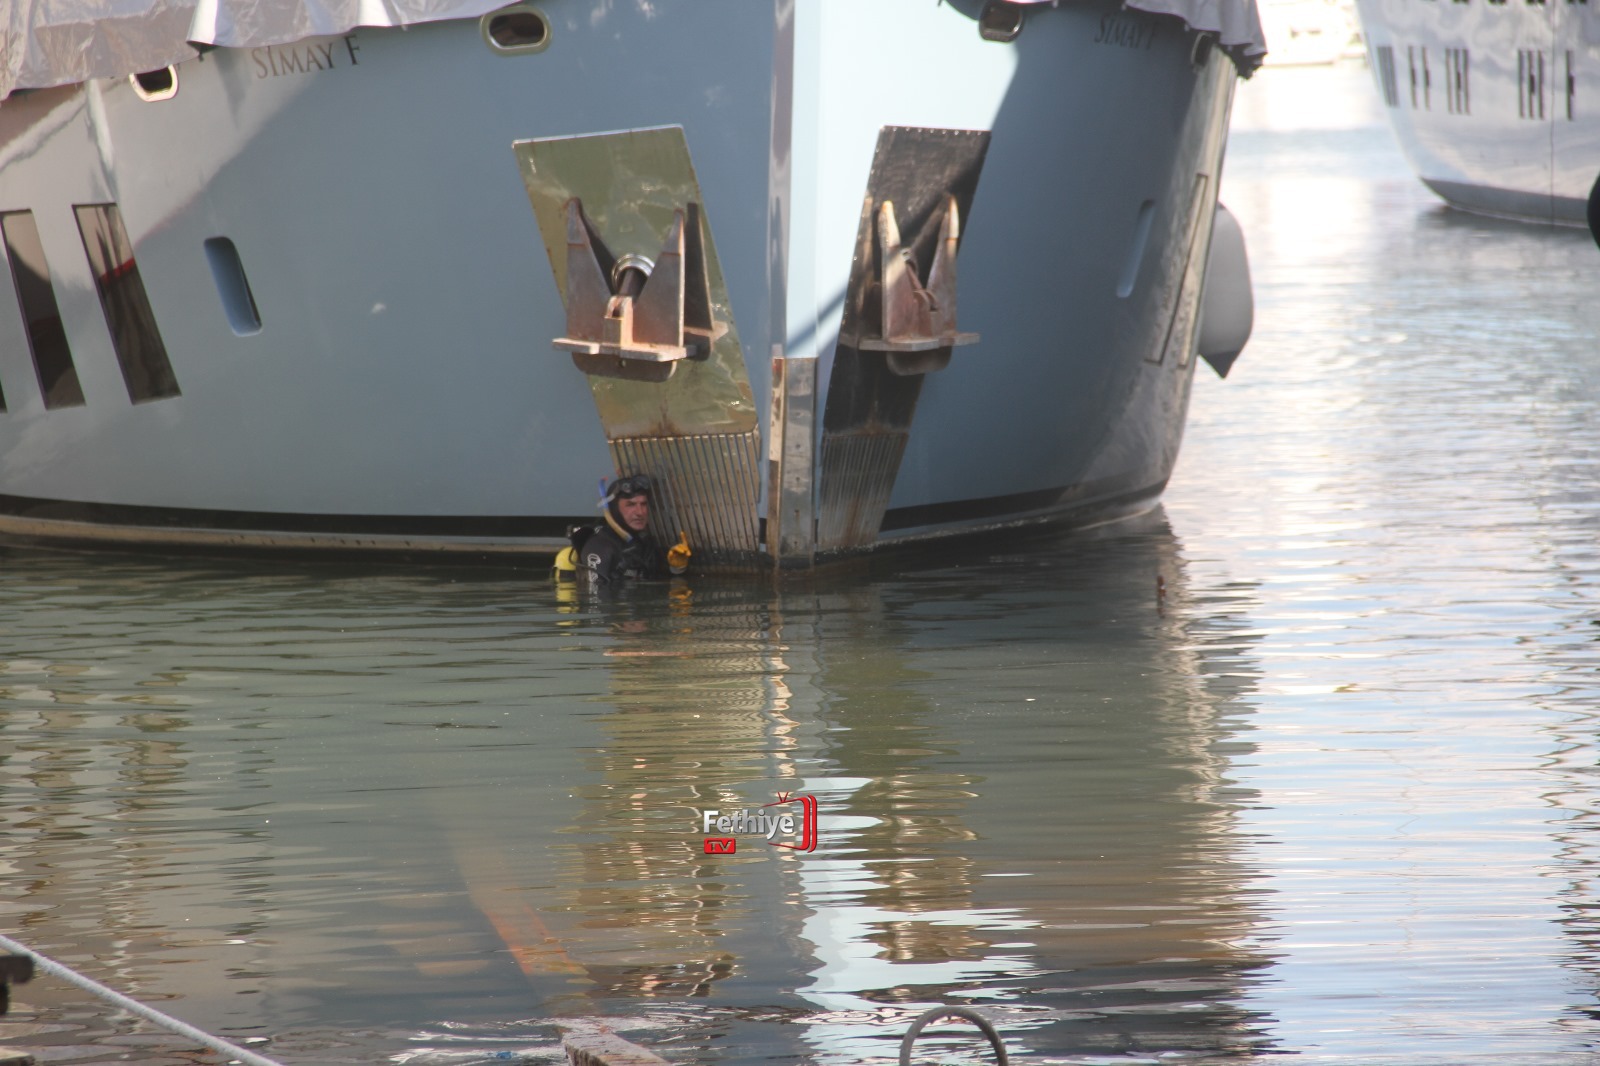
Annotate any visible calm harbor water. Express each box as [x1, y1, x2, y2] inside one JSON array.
[[5, 61, 1600, 1065]]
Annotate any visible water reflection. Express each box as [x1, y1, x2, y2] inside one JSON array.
[[0, 516, 1272, 1065], [1180, 61, 1600, 1063], [782, 524, 1272, 1063]]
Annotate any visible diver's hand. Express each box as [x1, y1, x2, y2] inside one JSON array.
[[667, 531, 691, 573]]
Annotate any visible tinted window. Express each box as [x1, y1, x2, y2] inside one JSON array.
[[1, 210, 85, 409], [74, 203, 179, 403]]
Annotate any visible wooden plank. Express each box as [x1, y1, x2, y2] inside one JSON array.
[[562, 1028, 670, 1066]]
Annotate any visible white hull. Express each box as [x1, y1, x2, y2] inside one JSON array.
[[1355, 0, 1600, 223], [0, 0, 1245, 563]]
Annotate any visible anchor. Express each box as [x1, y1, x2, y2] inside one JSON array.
[[551, 197, 725, 383], [855, 194, 978, 376]]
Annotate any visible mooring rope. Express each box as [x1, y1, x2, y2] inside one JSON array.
[[0, 932, 287, 1066]]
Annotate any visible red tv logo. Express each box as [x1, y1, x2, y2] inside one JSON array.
[[699, 791, 818, 854], [765, 792, 818, 852]]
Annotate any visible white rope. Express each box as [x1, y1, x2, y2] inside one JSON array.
[[0, 933, 288, 1066]]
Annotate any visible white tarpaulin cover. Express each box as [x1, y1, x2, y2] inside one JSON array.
[[1013, 0, 1265, 72], [0, 0, 1266, 98], [0, 0, 506, 97]]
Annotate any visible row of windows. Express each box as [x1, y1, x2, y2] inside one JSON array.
[[0, 203, 189, 413], [1374, 44, 1576, 119], [1428, 0, 1588, 6], [1516, 49, 1579, 118]]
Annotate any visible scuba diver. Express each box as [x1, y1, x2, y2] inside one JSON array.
[[553, 474, 691, 587]]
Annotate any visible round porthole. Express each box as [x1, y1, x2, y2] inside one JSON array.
[[131, 67, 178, 101], [482, 5, 552, 55]]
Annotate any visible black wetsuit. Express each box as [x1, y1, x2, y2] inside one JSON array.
[[579, 523, 668, 586]]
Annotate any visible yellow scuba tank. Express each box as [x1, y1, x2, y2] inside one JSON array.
[[553, 524, 595, 581]]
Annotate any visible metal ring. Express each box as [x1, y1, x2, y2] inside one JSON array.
[[611, 253, 655, 289], [899, 1006, 1009, 1066]]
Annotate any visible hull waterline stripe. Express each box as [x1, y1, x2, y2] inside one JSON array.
[[1421, 178, 1588, 227], [0, 492, 587, 539], [0, 478, 1161, 554], [879, 472, 1162, 532]]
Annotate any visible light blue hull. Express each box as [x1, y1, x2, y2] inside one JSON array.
[[0, 0, 1237, 561]]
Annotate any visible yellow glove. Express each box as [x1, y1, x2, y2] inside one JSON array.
[[667, 531, 691, 572]]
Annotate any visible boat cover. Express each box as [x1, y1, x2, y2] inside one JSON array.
[[1089, 0, 1265, 72], [0, 0, 1265, 99]]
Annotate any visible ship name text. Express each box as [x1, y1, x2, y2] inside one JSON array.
[[252, 36, 361, 78], [1093, 14, 1157, 50]]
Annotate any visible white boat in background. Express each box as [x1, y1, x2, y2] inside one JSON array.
[[0, 0, 1263, 567], [1354, 0, 1600, 224], [1259, 0, 1357, 67]]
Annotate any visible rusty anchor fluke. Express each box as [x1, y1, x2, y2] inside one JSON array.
[[552, 197, 725, 383], [858, 194, 979, 376]]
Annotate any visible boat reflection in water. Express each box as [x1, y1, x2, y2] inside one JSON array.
[[779, 524, 1272, 1062], [0, 517, 1270, 1063], [430, 516, 1275, 1062]]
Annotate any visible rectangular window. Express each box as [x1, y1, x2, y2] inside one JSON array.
[[74, 203, 179, 403], [1518, 50, 1547, 116], [1446, 47, 1471, 113], [1518, 49, 1547, 118], [1, 210, 84, 409], [1567, 49, 1576, 119], [1376, 45, 1400, 107], [1529, 50, 1542, 117]]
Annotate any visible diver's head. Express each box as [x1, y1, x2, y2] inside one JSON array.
[[605, 473, 654, 534]]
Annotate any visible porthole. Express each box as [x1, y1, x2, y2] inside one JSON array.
[[482, 5, 551, 55], [978, 1, 1026, 42], [130, 67, 177, 102], [1117, 200, 1156, 298], [205, 237, 262, 336]]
